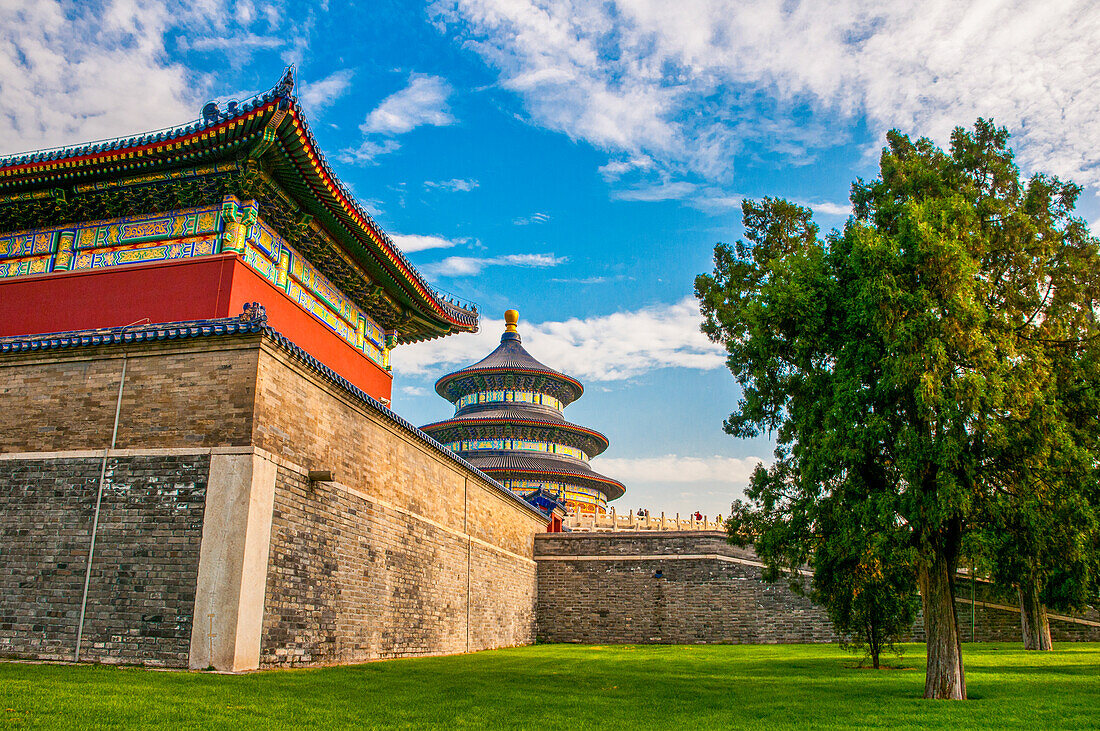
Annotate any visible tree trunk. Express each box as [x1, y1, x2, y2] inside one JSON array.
[[868, 620, 881, 669], [1018, 575, 1053, 651], [919, 548, 967, 699]]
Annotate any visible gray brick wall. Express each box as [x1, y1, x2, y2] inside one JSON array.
[[260, 466, 536, 667], [535, 532, 837, 644], [0, 342, 259, 453], [535, 532, 1100, 645], [944, 576, 1100, 643], [0, 455, 208, 666]]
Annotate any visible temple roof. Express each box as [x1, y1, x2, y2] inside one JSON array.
[[424, 310, 625, 504], [421, 411, 609, 457], [0, 69, 476, 345], [435, 313, 583, 403], [465, 453, 626, 501]]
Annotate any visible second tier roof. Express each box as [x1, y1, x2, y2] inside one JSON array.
[[421, 410, 610, 458]]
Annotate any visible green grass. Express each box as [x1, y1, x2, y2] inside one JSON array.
[[1, 643, 1097, 729]]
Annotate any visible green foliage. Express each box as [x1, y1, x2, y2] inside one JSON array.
[[729, 463, 919, 669], [813, 501, 919, 668], [699, 119, 1100, 693]]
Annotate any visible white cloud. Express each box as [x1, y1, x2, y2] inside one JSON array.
[[342, 73, 456, 163], [0, 0, 307, 158], [548, 274, 631, 284], [235, 0, 256, 26], [390, 233, 463, 253], [512, 212, 550, 225], [392, 296, 725, 381], [612, 181, 697, 202], [299, 69, 355, 112], [795, 200, 851, 217], [594, 454, 764, 486], [432, 0, 1100, 192], [598, 155, 654, 181], [401, 385, 428, 396], [687, 189, 744, 214], [360, 74, 454, 135], [596, 454, 768, 516], [424, 178, 479, 192], [187, 33, 283, 51], [0, 0, 195, 156], [422, 252, 566, 277], [339, 138, 401, 164]]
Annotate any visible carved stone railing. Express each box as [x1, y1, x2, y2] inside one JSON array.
[[563, 508, 724, 532]]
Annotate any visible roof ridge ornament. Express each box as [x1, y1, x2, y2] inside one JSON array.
[[502, 309, 520, 342], [240, 301, 268, 325], [276, 66, 295, 99]]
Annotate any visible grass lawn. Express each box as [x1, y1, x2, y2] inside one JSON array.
[[1, 643, 1097, 729]]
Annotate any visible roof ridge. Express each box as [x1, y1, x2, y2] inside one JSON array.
[[0, 75, 289, 167], [0, 69, 480, 342]]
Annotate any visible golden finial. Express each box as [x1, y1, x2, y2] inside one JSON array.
[[504, 309, 519, 333]]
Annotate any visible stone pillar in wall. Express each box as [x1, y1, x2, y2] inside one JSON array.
[[188, 451, 278, 671]]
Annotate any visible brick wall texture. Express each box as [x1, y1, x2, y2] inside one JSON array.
[[535, 532, 1100, 645], [255, 344, 542, 666], [0, 339, 259, 453], [535, 532, 837, 644], [941, 576, 1100, 643], [0, 455, 208, 666]]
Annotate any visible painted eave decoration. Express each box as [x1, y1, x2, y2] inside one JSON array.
[[0, 69, 476, 345]]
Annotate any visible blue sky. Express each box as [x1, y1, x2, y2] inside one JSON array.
[[5, 1, 1099, 516]]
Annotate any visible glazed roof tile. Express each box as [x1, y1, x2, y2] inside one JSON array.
[[435, 331, 583, 403], [441, 407, 567, 423], [421, 411, 610, 457]]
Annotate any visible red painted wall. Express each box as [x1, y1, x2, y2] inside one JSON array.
[[224, 261, 393, 399], [0, 256, 238, 333], [0, 254, 392, 400]]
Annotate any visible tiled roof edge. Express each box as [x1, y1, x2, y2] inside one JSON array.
[[0, 70, 479, 336], [435, 365, 585, 403], [421, 415, 610, 455]]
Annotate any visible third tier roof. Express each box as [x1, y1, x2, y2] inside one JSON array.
[[434, 323, 584, 406]]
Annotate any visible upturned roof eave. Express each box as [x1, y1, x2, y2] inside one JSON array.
[[434, 365, 584, 403], [476, 464, 626, 501], [420, 415, 610, 457]]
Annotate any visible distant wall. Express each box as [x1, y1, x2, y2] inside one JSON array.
[[943, 575, 1100, 644], [535, 532, 1100, 645], [535, 532, 837, 644]]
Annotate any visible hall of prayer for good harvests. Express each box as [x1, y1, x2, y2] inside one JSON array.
[[422, 310, 626, 516]]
